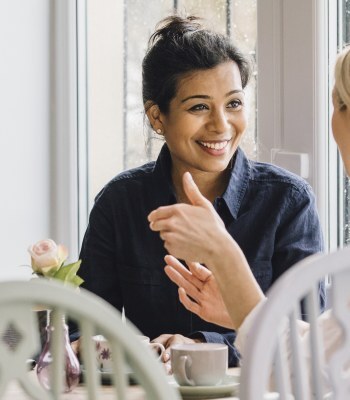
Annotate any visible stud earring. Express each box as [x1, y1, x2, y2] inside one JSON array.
[[156, 128, 162, 134]]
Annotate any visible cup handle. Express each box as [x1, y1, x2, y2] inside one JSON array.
[[149, 342, 165, 361], [178, 355, 195, 386]]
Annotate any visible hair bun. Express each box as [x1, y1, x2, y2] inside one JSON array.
[[149, 15, 203, 46]]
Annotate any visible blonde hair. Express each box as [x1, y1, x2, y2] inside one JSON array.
[[334, 46, 350, 110]]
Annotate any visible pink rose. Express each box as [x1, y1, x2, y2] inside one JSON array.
[[28, 239, 68, 276]]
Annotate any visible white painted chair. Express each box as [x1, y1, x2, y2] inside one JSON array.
[[239, 246, 350, 400], [0, 279, 180, 400]]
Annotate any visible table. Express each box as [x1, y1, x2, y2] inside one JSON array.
[[2, 369, 240, 399]]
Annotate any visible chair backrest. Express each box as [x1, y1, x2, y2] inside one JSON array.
[[239, 246, 350, 400], [0, 279, 181, 400]]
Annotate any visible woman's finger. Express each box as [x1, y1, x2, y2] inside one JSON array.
[[164, 266, 201, 303], [187, 261, 212, 282], [165, 255, 205, 289], [178, 287, 202, 315], [148, 205, 178, 222]]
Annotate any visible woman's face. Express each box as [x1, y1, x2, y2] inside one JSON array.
[[332, 87, 350, 176], [159, 61, 247, 176]]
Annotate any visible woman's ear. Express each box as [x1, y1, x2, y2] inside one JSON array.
[[146, 103, 164, 134]]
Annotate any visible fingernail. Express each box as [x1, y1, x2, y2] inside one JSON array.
[[186, 172, 193, 181]]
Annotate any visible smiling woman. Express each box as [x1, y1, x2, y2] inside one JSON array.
[[73, 14, 324, 368]]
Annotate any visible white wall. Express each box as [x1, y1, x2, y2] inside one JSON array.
[[0, 0, 52, 280]]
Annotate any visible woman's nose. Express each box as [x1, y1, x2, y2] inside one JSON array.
[[207, 109, 230, 133]]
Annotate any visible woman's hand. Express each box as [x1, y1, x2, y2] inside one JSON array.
[[152, 333, 202, 363], [164, 255, 234, 329], [148, 172, 229, 265], [70, 339, 80, 359]]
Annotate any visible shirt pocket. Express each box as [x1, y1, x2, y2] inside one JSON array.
[[119, 264, 163, 286], [118, 265, 166, 326], [248, 259, 273, 293]]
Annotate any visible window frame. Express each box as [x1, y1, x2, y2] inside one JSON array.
[[53, 0, 80, 259]]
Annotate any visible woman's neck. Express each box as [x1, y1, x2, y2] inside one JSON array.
[[172, 167, 230, 204]]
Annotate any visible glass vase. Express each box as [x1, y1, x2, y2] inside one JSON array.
[[36, 314, 80, 393]]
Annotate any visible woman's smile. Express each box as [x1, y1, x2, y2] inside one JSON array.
[[197, 139, 232, 156]]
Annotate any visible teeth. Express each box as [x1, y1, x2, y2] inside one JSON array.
[[199, 141, 228, 150]]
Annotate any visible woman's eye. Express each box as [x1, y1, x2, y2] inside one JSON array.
[[189, 104, 208, 111], [227, 99, 243, 109]]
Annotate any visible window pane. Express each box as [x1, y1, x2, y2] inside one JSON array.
[[87, 0, 257, 203]]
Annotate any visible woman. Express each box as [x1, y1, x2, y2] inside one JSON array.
[[149, 46, 350, 367], [76, 14, 324, 367]]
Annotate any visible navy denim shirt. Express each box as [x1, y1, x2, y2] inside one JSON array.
[[76, 144, 324, 366]]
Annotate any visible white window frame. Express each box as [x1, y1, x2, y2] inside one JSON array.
[[256, 0, 331, 249], [76, 0, 89, 250], [53, 0, 89, 259], [328, 0, 342, 251]]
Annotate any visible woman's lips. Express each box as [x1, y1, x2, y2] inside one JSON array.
[[197, 139, 231, 155]]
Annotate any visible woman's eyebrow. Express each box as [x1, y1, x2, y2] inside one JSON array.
[[181, 89, 244, 103], [181, 94, 210, 103]]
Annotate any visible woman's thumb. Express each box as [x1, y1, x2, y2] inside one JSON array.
[[183, 172, 210, 207]]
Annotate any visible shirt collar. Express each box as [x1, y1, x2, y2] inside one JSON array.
[[222, 147, 251, 220], [153, 144, 251, 218]]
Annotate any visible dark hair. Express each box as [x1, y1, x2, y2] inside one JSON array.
[[142, 15, 252, 114]]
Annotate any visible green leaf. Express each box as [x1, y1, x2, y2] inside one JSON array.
[[52, 260, 84, 287], [71, 275, 84, 287]]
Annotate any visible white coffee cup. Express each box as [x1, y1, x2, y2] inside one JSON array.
[[92, 334, 165, 372], [171, 343, 228, 386]]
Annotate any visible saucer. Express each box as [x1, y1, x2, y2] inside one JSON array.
[[170, 374, 239, 399]]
